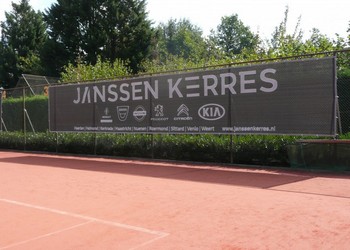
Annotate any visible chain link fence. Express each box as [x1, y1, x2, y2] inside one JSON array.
[[1, 74, 59, 133]]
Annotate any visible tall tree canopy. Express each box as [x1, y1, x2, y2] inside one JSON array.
[[269, 7, 304, 57], [0, 1, 348, 86], [154, 19, 207, 61], [44, 0, 153, 74], [143, 18, 224, 73], [210, 14, 260, 56], [0, 0, 47, 87]]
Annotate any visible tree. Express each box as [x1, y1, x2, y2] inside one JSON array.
[[102, 0, 153, 72], [0, 0, 47, 87], [154, 19, 207, 61], [268, 6, 346, 58], [303, 28, 335, 52], [61, 56, 130, 82], [268, 7, 304, 57], [348, 21, 350, 46], [210, 14, 260, 56], [44, 0, 153, 73], [142, 18, 223, 74], [337, 21, 350, 76], [0, 43, 18, 88]]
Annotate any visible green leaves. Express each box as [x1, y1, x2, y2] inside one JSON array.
[[0, 1, 349, 92], [0, 132, 299, 166], [155, 19, 206, 61], [211, 14, 260, 56], [44, 0, 152, 73], [61, 56, 130, 82], [0, 0, 47, 87]]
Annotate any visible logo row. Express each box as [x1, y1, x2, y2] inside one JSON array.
[[100, 103, 225, 124]]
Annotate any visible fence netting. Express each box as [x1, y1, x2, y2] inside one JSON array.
[[0, 51, 349, 168], [2, 51, 349, 135]]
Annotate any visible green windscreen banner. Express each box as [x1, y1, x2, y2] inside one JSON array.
[[49, 57, 337, 135]]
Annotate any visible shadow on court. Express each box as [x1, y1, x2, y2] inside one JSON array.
[[0, 154, 328, 189]]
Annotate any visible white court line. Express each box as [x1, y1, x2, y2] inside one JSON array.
[[129, 233, 169, 250], [0, 198, 167, 236], [0, 221, 93, 250], [0, 198, 169, 249]]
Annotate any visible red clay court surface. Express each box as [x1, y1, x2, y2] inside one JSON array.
[[0, 151, 350, 250]]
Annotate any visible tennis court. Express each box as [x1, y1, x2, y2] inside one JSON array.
[[1, 151, 350, 249]]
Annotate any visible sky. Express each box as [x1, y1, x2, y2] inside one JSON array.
[[0, 0, 349, 40]]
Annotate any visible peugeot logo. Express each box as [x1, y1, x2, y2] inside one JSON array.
[[198, 104, 225, 121]]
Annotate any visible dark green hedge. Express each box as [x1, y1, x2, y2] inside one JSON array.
[[0, 132, 298, 166], [2, 95, 49, 132]]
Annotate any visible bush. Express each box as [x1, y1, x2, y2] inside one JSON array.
[[57, 133, 95, 155], [95, 134, 152, 157], [61, 57, 130, 82], [0, 131, 300, 166], [233, 135, 295, 166], [2, 132, 348, 167], [25, 132, 57, 152], [152, 134, 230, 162], [0, 132, 25, 150]]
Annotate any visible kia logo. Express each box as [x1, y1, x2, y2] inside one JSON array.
[[198, 104, 225, 121]]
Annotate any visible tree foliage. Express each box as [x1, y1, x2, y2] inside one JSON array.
[[268, 7, 305, 57], [0, 1, 349, 87], [101, 0, 153, 72], [44, 0, 152, 74], [0, 43, 18, 88], [61, 56, 130, 82], [210, 14, 260, 56], [267, 7, 347, 58], [153, 19, 208, 61], [144, 18, 245, 73], [0, 0, 47, 87]]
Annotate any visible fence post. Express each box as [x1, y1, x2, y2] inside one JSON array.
[[230, 134, 233, 164], [94, 133, 97, 155], [337, 96, 342, 135], [151, 134, 154, 159], [23, 88, 26, 150], [24, 109, 36, 133], [56, 132, 59, 153]]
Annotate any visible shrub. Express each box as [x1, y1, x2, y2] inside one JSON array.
[[0, 131, 299, 166], [25, 132, 57, 152], [0, 132, 25, 150]]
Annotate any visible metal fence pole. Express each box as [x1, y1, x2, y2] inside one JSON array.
[[337, 96, 343, 135], [151, 134, 154, 159], [23, 88, 26, 150], [24, 109, 36, 133], [56, 132, 59, 153], [1, 119, 7, 132], [94, 133, 97, 155], [230, 134, 233, 164]]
